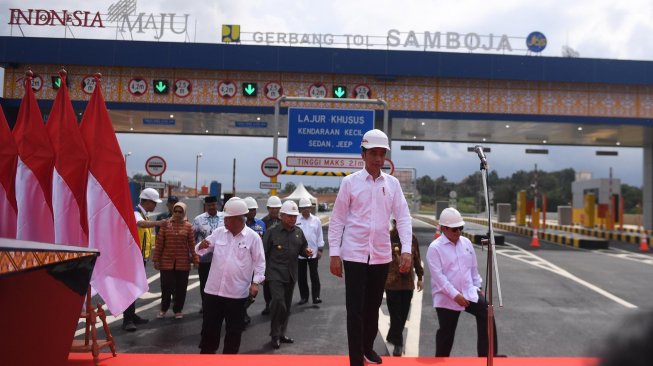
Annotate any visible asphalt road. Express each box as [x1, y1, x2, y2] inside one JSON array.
[[78, 216, 653, 357]]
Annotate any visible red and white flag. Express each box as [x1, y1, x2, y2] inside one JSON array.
[[0, 106, 18, 239], [80, 75, 148, 315], [12, 74, 55, 242], [47, 71, 89, 246]]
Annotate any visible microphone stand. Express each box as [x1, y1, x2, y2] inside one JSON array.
[[478, 156, 503, 366]]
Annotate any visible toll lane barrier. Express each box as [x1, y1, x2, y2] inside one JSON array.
[[281, 170, 351, 176], [463, 217, 608, 250]]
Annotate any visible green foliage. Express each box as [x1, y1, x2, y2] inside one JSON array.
[[415, 168, 641, 212], [131, 173, 157, 183]]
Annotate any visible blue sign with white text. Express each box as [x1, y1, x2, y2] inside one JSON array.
[[287, 108, 374, 154], [143, 118, 176, 125]]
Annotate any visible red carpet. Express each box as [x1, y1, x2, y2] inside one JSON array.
[[67, 353, 598, 366]]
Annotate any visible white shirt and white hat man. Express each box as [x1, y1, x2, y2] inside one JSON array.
[[296, 197, 325, 304], [426, 207, 501, 357], [195, 198, 266, 354], [328, 129, 412, 366]]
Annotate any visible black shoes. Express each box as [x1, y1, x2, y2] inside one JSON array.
[[271, 335, 293, 349], [243, 313, 251, 325], [313, 298, 322, 304], [133, 315, 149, 325], [262, 305, 270, 315], [393, 345, 403, 357], [298, 298, 309, 305], [122, 321, 137, 332], [364, 350, 382, 364]]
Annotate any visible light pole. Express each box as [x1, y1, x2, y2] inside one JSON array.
[[123, 152, 131, 176], [195, 153, 203, 197]]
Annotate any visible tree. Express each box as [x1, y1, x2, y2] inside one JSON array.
[[132, 173, 156, 183], [282, 182, 296, 194]]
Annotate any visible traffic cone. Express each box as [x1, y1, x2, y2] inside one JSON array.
[[530, 228, 540, 248], [639, 231, 650, 252], [434, 225, 441, 239]]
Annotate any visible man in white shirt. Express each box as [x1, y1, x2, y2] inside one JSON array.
[[328, 129, 412, 366], [296, 197, 325, 305], [192, 195, 224, 312], [195, 198, 266, 354], [426, 207, 499, 357]]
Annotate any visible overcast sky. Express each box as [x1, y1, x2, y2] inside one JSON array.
[[2, 0, 650, 190]]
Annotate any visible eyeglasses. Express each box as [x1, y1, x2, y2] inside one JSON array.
[[445, 226, 464, 232]]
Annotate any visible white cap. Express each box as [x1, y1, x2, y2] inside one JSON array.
[[139, 188, 162, 203], [361, 129, 390, 150], [223, 198, 249, 217], [280, 200, 299, 216], [439, 207, 465, 227], [244, 196, 259, 209], [298, 197, 312, 208], [267, 195, 282, 208]]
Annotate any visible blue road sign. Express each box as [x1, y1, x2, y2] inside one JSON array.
[[287, 108, 374, 154], [143, 118, 176, 125]]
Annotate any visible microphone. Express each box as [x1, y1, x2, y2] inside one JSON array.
[[474, 145, 488, 167]]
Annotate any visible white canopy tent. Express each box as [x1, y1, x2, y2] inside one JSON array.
[[283, 182, 318, 210]]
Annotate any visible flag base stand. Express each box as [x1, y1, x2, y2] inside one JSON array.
[[70, 286, 116, 366]]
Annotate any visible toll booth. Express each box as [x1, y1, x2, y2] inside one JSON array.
[[572, 178, 621, 227]]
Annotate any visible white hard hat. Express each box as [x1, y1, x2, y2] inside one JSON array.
[[267, 195, 282, 208], [439, 207, 465, 228], [361, 129, 391, 150], [139, 188, 162, 203], [227, 196, 241, 202], [298, 197, 312, 208], [223, 198, 249, 217], [244, 196, 259, 209], [279, 200, 299, 216]]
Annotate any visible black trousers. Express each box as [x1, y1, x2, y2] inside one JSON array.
[[385, 289, 413, 346], [268, 280, 295, 337], [160, 269, 190, 313], [199, 294, 247, 354], [123, 260, 147, 323], [435, 296, 498, 357], [198, 262, 211, 304], [343, 260, 389, 366], [297, 258, 320, 301], [263, 281, 271, 308]]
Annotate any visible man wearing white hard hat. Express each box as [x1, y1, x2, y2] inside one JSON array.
[[122, 188, 171, 331], [195, 198, 266, 354], [243, 197, 267, 325], [260, 195, 283, 315], [328, 129, 413, 366], [296, 197, 325, 305], [262, 200, 313, 349], [426, 207, 501, 357]]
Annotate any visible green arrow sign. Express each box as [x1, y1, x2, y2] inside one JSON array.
[[51, 76, 62, 90], [334, 85, 347, 98], [153, 80, 169, 94], [243, 83, 257, 96], [155, 81, 166, 92]]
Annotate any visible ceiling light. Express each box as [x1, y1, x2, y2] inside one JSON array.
[[421, 122, 425, 126], [542, 140, 547, 144], [505, 124, 510, 128], [577, 127, 583, 131], [257, 117, 261, 121], [205, 129, 209, 133], [616, 142, 621, 146], [130, 127, 134, 131], [482, 138, 486, 142], [413, 136, 417, 139], [170, 114, 174, 118]]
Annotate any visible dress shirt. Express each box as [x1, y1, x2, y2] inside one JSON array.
[[195, 226, 265, 299], [296, 214, 324, 259], [426, 235, 482, 311], [328, 169, 412, 264], [192, 212, 224, 263]]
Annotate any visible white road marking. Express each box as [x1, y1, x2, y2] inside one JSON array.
[[379, 262, 424, 357], [594, 248, 653, 266], [495, 242, 637, 309], [75, 273, 201, 336]]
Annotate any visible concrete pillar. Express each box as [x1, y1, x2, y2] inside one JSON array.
[[434, 201, 449, 220], [558, 206, 572, 225], [644, 133, 653, 230], [497, 203, 511, 222]]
